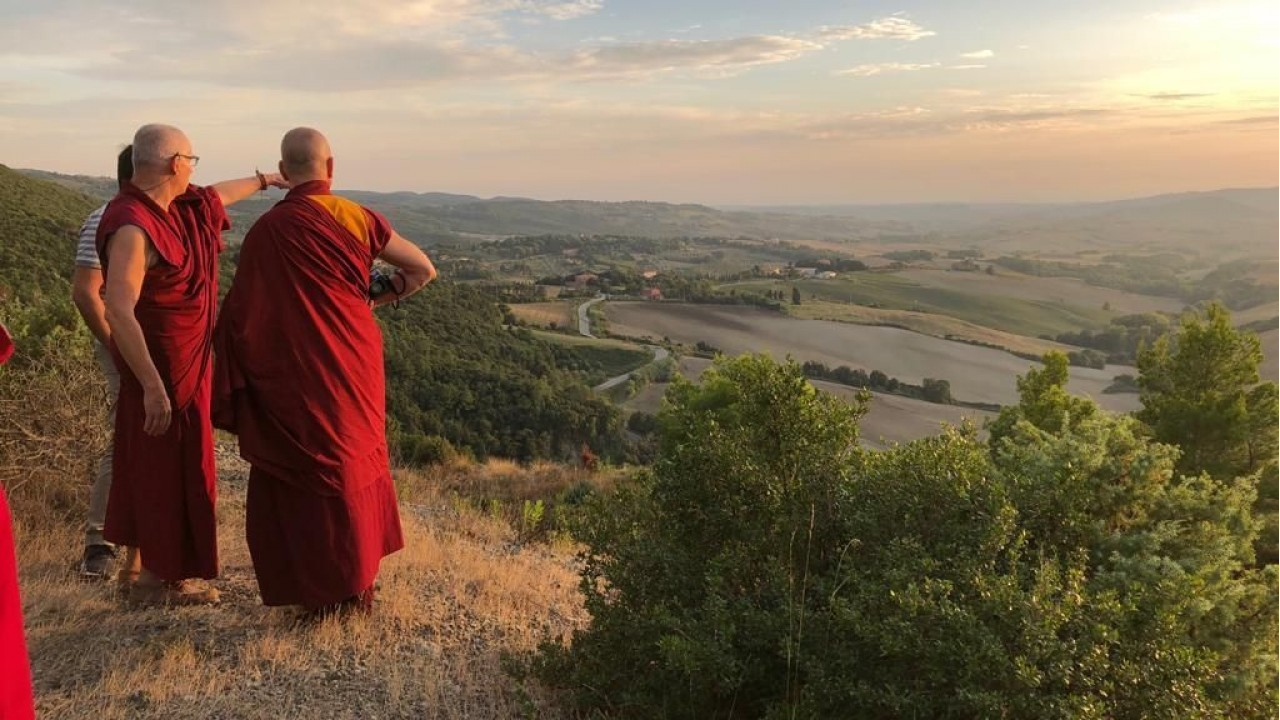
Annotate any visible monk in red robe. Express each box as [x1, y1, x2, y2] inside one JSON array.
[[213, 127, 437, 615], [0, 322, 35, 719], [98, 123, 288, 605]]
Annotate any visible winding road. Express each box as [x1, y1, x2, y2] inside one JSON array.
[[578, 295, 670, 392]]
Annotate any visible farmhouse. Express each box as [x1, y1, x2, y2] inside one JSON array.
[[566, 272, 599, 290], [640, 287, 664, 301]]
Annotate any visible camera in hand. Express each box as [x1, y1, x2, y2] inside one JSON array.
[[369, 269, 397, 299]]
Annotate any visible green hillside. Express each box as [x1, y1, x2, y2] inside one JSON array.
[[0, 164, 97, 304]]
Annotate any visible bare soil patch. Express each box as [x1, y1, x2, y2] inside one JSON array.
[[607, 302, 1140, 413]]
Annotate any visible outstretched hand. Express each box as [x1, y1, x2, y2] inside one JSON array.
[[262, 172, 291, 189]]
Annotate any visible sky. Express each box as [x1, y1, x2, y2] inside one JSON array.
[[0, 0, 1276, 204]]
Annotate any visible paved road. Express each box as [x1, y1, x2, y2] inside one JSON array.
[[577, 295, 671, 392], [578, 294, 606, 337], [594, 346, 670, 392]]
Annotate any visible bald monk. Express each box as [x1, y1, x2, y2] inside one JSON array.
[[0, 323, 35, 720], [213, 127, 437, 616], [99, 123, 288, 605]]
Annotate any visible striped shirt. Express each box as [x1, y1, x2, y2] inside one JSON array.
[[74, 203, 107, 269]]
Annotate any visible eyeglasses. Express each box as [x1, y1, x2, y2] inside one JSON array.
[[171, 153, 200, 168]]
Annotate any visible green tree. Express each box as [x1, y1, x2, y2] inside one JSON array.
[[1136, 303, 1278, 479], [988, 351, 1095, 446]]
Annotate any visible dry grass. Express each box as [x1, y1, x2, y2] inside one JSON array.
[[508, 302, 578, 331], [3, 349, 593, 719], [11, 461, 590, 720]]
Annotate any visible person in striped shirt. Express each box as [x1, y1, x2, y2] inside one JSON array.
[[70, 145, 133, 580]]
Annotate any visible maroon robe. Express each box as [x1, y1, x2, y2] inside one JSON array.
[[0, 323, 35, 720], [213, 180, 403, 609], [96, 183, 226, 581]]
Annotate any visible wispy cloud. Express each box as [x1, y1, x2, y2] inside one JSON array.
[[950, 64, 988, 70], [836, 63, 939, 77], [815, 16, 936, 42], [1140, 92, 1216, 101], [959, 49, 994, 59], [527, 0, 603, 20]]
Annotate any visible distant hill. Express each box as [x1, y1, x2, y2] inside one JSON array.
[[14, 167, 1276, 260]]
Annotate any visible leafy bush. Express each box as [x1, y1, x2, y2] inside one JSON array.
[[532, 353, 1277, 719]]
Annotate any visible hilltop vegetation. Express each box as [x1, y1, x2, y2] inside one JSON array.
[[533, 350, 1278, 718]]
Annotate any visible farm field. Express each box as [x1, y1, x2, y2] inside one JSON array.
[[1235, 301, 1279, 327], [528, 329, 653, 380], [782, 300, 1066, 357], [606, 302, 1141, 412], [509, 301, 577, 330], [622, 357, 995, 449], [893, 268, 1185, 315], [723, 274, 1112, 337]]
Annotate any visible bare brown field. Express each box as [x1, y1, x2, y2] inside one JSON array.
[[622, 357, 994, 449], [606, 302, 1141, 413], [812, 381, 995, 450], [509, 301, 577, 330], [1236, 301, 1280, 327], [894, 268, 1185, 315], [14, 455, 588, 720], [784, 300, 1066, 357]]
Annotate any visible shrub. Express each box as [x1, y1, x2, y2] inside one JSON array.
[[532, 353, 1277, 719]]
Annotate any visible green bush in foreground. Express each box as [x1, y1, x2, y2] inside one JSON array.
[[533, 354, 1277, 719]]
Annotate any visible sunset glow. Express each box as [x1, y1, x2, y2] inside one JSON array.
[[0, 0, 1274, 203]]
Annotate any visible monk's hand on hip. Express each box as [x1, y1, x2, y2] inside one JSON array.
[[143, 385, 172, 436]]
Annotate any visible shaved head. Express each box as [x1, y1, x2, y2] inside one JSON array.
[[132, 124, 189, 170], [280, 127, 332, 181]]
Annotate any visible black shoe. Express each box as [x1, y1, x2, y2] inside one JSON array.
[[79, 544, 115, 580]]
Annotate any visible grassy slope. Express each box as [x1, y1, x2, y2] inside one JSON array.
[[16, 449, 598, 719]]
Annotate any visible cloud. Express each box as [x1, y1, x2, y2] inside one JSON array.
[[959, 49, 994, 59], [1140, 92, 1216, 101], [526, 0, 603, 20], [2, 6, 936, 91], [1215, 115, 1278, 125], [949, 64, 988, 70], [815, 16, 936, 41], [836, 63, 939, 77]]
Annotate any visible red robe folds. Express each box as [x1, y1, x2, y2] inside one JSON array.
[[213, 180, 403, 609], [97, 183, 226, 581], [0, 324, 36, 720]]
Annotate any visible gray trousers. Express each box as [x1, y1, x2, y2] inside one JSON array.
[[87, 341, 119, 548]]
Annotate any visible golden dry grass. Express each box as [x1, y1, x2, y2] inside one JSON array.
[[2, 348, 593, 720], [508, 302, 577, 331], [12, 462, 589, 720]]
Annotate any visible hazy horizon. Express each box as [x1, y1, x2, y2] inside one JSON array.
[[1, 1, 1275, 205]]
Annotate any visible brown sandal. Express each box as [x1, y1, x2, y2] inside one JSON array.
[[128, 579, 221, 607]]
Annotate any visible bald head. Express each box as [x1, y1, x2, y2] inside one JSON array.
[[132, 124, 190, 170], [280, 127, 332, 183]]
